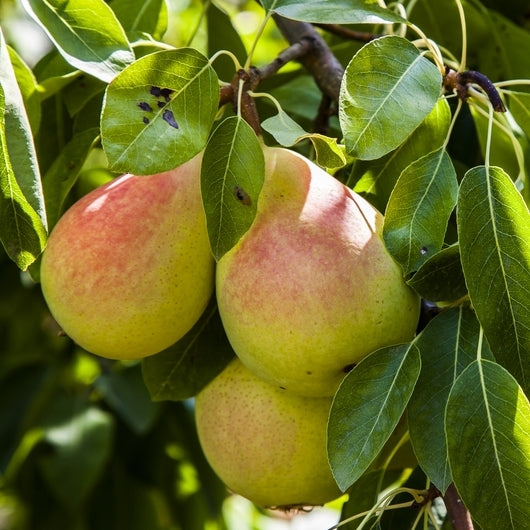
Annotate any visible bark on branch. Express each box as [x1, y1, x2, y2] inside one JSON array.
[[272, 15, 345, 101]]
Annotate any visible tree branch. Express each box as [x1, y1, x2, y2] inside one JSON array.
[[272, 15, 345, 101], [444, 484, 475, 530]]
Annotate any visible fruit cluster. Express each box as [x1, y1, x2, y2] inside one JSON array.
[[40, 145, 420, 509]]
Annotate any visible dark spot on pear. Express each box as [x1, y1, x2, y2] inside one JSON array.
[[163, 109, 179, 129], [306, 371, 312, 375], [234, 185, 251, 205]]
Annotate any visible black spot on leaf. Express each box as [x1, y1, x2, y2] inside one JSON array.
[[150, 86, 162, 97], [233, 185, 251, 205], [163, 109, 179, 129], [142, 116, 149, 125], [138, 101, 153, 112], [420, 246, 429, 255], [160, 87, 174, 102], [157, 101, 165, 109]]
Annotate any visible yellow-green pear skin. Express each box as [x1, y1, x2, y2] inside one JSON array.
[[40, 153, 214, 360], [216, 147, 420, 397], [195, 359, 342, 508]]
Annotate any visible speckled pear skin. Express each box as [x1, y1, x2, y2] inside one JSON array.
[[40, 152, 214, 360], [216, 147, 420, 397], [195, 358, 342, 508]]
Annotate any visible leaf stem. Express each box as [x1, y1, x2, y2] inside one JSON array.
[[454, 0, 467, 71], [443, 484, 475, 530]]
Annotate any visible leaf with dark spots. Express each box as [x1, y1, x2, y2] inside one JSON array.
[[142, 116, 149, 124], [163, 109, 179, 129]]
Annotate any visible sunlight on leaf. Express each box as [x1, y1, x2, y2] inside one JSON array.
[[446, 360, 530, 530], [21, 0, 134, 82], [101, 48, 218, 175], [201, 116, 264, 261], [328, 343, 420, 492], [340, 35, 441, 160], [458, 166, 530, 393], [383, 148, 458, 276]]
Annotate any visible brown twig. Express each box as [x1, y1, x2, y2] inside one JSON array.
[[272, 15, 345, 101], [444, 484, 475, 530], [443, 68, 506, 112]]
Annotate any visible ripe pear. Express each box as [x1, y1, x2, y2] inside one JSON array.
[[195, 358, 342, 508], [216, 147, 420, 397], [40, 152, 214, 360]]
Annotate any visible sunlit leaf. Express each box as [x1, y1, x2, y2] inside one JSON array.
[[383, 148, 458, 276], [101, 48, 219, 175], [350, 97, 451, 212], [142, 299, 234, 401], [201, 116, 264, 260], [21, 0, 134, 83], [458, 166, 530, 392], [408, 307, 492, 492], [264, 0, 405, 24], [340, 35, 442, 160], [261, 110, 347, 171], [0, 32, 47, 270], [328, 343, 420, 492], [446, 360, 530, 530]]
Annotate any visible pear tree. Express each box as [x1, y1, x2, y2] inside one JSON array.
[[1, 1, 529, 529]]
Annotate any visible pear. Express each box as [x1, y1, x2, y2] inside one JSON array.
[[216, 147, 420, 397], [40, 152, 214, 360], [195, 358, 342, 508]]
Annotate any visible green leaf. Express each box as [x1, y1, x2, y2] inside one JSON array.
[[383, 148, 458, 276], [350, 97, 451, 212], [339, 35, 442, 160], [21, 0, 134, 83], [261, 109, 307, 147], [39, 400, 114, 510], [201, 116, 264, 261], [261, 111, 347, 171], [42, 128, 99, 230], [408, 307, 492, 492], [109, 0, 168, 40], [457, 166, 530, 393], [207, 2, 247, 81], [95, 363, 159, 435], [7, 46, 41, 135], [141, 299, 235, 401], [328, 343, 421, 492], [264, 0, 405, 24], [0, 33, 47, 270], [446, 360, 530, 530], [101, 48, 218, 175], [407, 244, 468, 303]]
